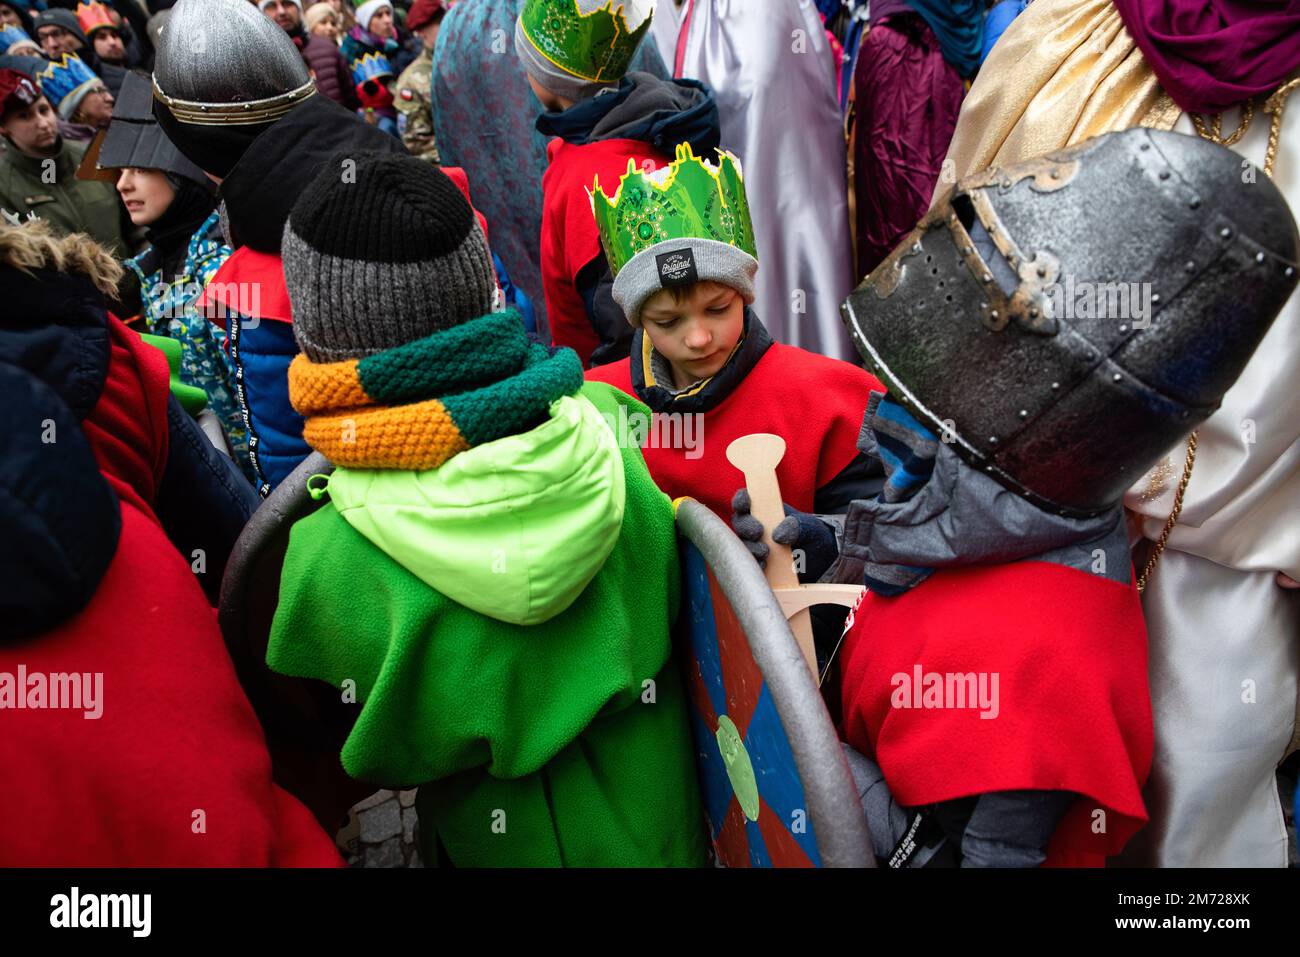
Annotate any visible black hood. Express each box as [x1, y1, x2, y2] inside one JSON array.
[[216, 94, 406, 253], [536, 72, 721, 158], [153, 91, 406, 250], [0, 261, 120, 641]]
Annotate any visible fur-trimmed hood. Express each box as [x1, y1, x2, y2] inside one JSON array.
[[0, 216, 122, 296]]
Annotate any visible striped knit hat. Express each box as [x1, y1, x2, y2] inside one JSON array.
[[282, 151, 498, 363]]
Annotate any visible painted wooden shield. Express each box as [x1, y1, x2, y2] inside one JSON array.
[[674, 499, 873, 868]]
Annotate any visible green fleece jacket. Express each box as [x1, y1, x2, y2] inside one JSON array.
[[267, 382, 706, 867]]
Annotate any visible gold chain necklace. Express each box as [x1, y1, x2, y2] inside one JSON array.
[[1139, 77, 1298, 593]]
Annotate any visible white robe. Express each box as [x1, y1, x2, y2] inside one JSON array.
[[1117, 107, 1300, 868], [676, 0, 857, 360]]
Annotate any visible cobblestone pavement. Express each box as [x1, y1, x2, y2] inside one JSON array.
[[336, 790, 422, 868]]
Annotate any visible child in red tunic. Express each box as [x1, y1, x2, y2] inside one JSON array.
[[515, 0, 721, 367], [583, 144, 885, 535]]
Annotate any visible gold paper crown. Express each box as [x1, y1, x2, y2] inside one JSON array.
[[519, 0, 652, 84], [591, 142, 756, 275]]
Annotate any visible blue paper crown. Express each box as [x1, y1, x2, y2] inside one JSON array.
[[37, 53, 100, 111], [350, 52, 393, 86], [0, 26, 36, 54]]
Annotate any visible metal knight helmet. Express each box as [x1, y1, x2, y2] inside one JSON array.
[[842, 127, 1299, 516], [151, 0, 314, 129]]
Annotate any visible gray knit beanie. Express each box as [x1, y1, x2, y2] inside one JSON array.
[[512, 16, 616, 103], [612, 238, 758, 325], [282, 151, 498, 363]]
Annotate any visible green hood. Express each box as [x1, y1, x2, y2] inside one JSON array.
[[322, 392, 625, 626]]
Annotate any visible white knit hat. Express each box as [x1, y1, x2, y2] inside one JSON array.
[[353, 0, 392, 31]]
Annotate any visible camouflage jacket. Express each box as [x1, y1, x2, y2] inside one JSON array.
[[395, 47, 439, 164]]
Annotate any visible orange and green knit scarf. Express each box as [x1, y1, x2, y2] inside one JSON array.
[[287, 310, 585, 470]]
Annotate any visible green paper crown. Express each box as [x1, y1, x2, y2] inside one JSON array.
[[520, 0, 653, 84], [591, 142, 757, 276]]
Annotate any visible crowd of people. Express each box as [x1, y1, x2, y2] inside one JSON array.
[[0, 0, 1297, 870]]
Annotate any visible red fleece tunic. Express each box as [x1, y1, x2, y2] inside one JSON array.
[[0, 318, 341, 867], [586, 343, 881, 520], [542, 137, 670, 365], [839, 561, 1153, 867]]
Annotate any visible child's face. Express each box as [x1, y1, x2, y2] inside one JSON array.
[[525, 74, 567, 112], [640, 281, 745, 389]]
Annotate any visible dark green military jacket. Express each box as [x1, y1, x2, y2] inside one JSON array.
[[0, 138, 127, 255]]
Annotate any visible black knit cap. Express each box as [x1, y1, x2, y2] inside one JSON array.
[[282, 150, 498, 362]]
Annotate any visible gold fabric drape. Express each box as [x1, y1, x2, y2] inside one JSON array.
[[937, 0, 1179, 193]]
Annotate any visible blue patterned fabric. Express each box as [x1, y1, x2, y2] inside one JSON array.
[[431, 0, 669, 341], [125, 211, 252, 477]]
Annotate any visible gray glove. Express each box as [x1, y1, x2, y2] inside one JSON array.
[[730, 489, 839, 582]]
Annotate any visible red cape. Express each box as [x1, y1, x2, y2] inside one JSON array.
[[586, 343, 880, 520], [542, 137, 670, 364], [839, 561, 1153, 867], [0, 319, 340, 867]]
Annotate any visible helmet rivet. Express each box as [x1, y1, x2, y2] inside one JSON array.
[[962, 247, 972, 256], [983, 273, 992, 283], [1151, 293, 1160, 305], [988, 437, 999, 445], [1185, 260, 1196, 272], [1119, 324, 1128, 333], [990, 310, 999, 320], [1255, 252, 1266, 263], [1051, 382, 1060, 390], [1018, 409, 1029, 419], [1050, 169, 1060, 179], [1220, 227, 1232, 239], [1112, 373, 1122, 383], [1287, 267, 1296, 278]]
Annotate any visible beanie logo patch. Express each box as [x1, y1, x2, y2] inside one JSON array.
[[656, 248, 697, 287]]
